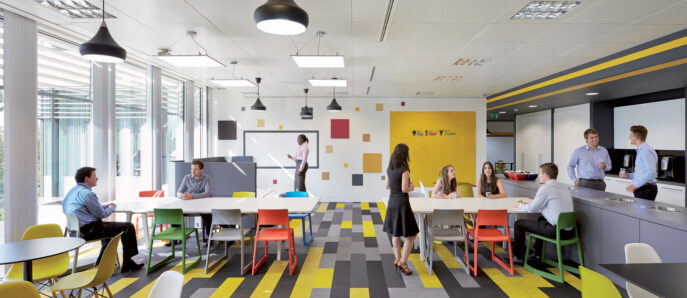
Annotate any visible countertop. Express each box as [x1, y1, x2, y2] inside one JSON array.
[[499, 175, 687, 232], [605, 173, 685, 187]]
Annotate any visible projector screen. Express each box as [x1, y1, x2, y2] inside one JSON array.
[[243, 130, 319, 169]]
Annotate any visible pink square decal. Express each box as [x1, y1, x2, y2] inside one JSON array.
[[331, 119, 350, 139], [401, 101, 406, 106], [273, 179, 277, 184]]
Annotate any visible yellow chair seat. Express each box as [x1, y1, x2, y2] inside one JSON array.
[[0, 281, 41, 298], [49, 268, 98, 292]]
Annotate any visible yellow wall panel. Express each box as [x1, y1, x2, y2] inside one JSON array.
[[389, 111, 476, 188]]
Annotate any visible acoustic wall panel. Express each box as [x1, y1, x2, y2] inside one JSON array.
[[218, 120, 237, 140], [331, 119, 349, 139]]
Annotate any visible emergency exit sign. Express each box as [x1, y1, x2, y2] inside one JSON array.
[[489, 113, 499, 120]]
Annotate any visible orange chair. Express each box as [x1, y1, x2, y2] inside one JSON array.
[[135, 190, 166, 237], [252, 209, 297, 276], [463, 209, 514, 276]]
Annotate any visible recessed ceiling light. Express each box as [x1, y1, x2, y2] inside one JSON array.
[[210, 79, 255, 87], [433, 76, 462, 81], [309, 79, 347, 87], [528, 105, 538, 108], [499, 111, 507, 114], [292, 55, 345, 68], [512, 1, 582, 20], [586, 92, 599, 96], [453, 58, 491, 66]]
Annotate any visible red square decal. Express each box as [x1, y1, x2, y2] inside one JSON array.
[[273, 179, 277, 184], [331, 119, 350, 139], [401, 101, 406, 106]]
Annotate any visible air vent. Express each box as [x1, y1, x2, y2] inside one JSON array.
[[433, 76, 462, 82], [369, 66, 376, 82], [453, 58, 491, 66], [36, 0, 117, 19], [366, 86, 371, 95], [415, 91, 435, 96], [378, 0, 396, 42], [241, 91, 258, 97]]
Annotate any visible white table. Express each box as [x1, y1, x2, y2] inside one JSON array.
[[382, 197, 533, 270]]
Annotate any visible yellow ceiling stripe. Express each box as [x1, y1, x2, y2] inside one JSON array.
[[487, 57, 687, 111], [487, 36, 687, 103]]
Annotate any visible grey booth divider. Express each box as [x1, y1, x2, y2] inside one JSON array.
[[173, 161, 257, 196]]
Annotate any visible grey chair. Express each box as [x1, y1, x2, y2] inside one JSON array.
[[426, 209, 469, 275], [205, 209, 252, 274], [63, 213, 120, 274]]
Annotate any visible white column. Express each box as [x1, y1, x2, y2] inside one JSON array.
[[3, 12, 38, 243], [147, 66, 162, 190], [184, 80, 195, 161], [92, 62, 116, 202]]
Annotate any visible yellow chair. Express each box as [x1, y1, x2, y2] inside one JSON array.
[[233, 192, 256, 198], [457, 182, 475, 197], [50, 233, 123, 298], [580, 266, 622, 298], [0, 281, 41, 298], [6, 224, 69, 297]]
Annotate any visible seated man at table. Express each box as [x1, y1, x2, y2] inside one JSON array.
[[513, 163, 574, 264], [62, 167, 143, 272], [176, 159, 213, 240]]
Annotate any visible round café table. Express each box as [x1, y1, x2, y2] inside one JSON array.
[[0, 237, 85, 282]]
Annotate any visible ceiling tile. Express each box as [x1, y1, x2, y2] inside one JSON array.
[[471, 23, 552, 43]]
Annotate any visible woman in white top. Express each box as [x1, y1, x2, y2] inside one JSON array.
[[287, 134, 309, 191], [431, 165, 460, 198]]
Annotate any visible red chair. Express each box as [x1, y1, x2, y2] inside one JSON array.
[[252, 209, 297, 275], [135, 190, 165, 238], [463, 209, 514, 276]]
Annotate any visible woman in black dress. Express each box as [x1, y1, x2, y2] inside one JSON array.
[[383, 143, 419, 275]]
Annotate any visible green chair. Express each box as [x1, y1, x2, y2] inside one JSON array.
[[524, 211, 583, 283], [580, 266, 622, 298], [147, 208, 202, 274], [457, 182, 474, 197]]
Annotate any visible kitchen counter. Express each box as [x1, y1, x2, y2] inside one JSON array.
[[605, 173, 685, 187]]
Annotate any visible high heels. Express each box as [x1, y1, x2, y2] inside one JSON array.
[[393, 259, 400, 272], [399, 262, 413, 275]]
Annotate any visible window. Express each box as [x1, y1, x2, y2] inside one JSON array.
[[162, 75, 184, 195], [115, 62, 147, 198], [36, 33, 92, 203], [0, 20, 4, 244], [193, 86, 202, 158]]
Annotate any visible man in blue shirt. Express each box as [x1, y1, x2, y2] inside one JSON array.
[[176, 160, 213, 240], [619, 125, 658, 201], [566, 128, 612, 191], [63, 167, 143, 272]]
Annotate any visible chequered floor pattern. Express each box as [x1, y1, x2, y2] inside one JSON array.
[[92, 202, 584, 297]]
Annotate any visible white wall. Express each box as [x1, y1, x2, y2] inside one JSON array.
[[553, 104, 591, 185], [209, 89, 486, 201], [487, 137, 514, 164]]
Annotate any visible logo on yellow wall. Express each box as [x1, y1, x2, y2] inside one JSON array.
[[412, 129, 456, 136]]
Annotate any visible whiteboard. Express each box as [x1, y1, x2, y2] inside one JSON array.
[[243, 130, 319, 169]]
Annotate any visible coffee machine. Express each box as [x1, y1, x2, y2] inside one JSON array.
[[623, 154, 634, 173], [660, 156, 675, 179]]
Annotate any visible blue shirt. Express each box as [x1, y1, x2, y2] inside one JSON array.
[[520, 180, 574, 227], [176, 173, 213, 199], [567, 144, 612, 181], [62, 183, 114, 227], [629, 142, 658, 188]]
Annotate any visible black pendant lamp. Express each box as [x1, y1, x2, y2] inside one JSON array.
[[327, 86, 342, 112], [300, 88, 313, 119], [79, 0, 126, 63], [251, 77, 266, 111], [254, 0, 309, 35]]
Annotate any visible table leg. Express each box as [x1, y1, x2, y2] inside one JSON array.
[[125, 211, 132, 223], [142, 212, 151, 252], [419, 214, 426, 262], [23, 260, 32, 283], [277, 242, 282, 260]]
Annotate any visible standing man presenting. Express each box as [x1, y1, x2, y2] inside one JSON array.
[[177, 159, 213, 239], [567, 128, 612, 191], [619, 125, 658, 201]]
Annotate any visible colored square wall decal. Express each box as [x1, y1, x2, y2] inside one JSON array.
[[355, 107, 360, 112], [362, 133, 370, 142], [381, 175, 385, 180], [363, 153, 382, 173], [273, 179, 277, 184], [241, 106, 246, 111], [331, 119, 349, 139], [376, 103, 383, 111], [401, 101, 406, 106], [344, 163, 348, 168], [352, 174, 363, 186], [257, 119, 265, 127], [326, 145, 333, 153], [322, 172, 330, 180], [279, 125, 283, 130]]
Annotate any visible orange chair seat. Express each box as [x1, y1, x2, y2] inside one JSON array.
[[256, 229, 292, 241], [466, 228, 509, 241]]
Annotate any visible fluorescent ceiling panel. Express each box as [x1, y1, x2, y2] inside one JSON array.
[[210, 79, 255, 87], [292, 55, 345, 68], [512, 1, 582, 20], [156, 55, 224, 67], [309, 79, 347, 87]]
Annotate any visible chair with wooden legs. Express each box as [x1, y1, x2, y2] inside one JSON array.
[[64, 213, 120, 274]]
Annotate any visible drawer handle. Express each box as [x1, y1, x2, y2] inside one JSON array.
[[660, 186, 684, 191]]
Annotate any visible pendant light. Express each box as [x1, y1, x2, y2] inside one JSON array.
[[327, 86, 342, 112], [79, 0, 126, 63], [300, 88, 313, 119], [251, 77, 266, 111], [254, 0, 309, 35]]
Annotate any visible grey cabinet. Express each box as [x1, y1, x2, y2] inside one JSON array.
[[574, 202, 601, 269], [640, 221, 687, 263], [601, 210, 640, 264]]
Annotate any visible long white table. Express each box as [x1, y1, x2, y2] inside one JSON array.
[[383, 197, 533, 272]]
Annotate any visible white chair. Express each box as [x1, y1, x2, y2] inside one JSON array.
[[427, 209, 469, 275], [148, 271, 184, 298], [205, 209, 252, 274], [64, 213, 120, 273], [625, 243, 661, 298]]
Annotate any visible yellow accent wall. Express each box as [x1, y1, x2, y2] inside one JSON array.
[[390, 111, 476, 187]]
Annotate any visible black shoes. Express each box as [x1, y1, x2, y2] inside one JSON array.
[[121, 261, 144, 273]]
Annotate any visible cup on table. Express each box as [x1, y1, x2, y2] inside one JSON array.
[[450, 192, 457, 199], [619, 168, 626, 176], [485, 192, 491, 198]]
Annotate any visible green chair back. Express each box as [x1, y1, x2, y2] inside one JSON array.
[[153, 208, 185, 226], [458, 183, 474, 197], [580, 266, 622, 298], [233, 192, 256, 198], [557, 212, 578, 231]]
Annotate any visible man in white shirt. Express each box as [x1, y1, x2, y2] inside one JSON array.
[[513, 163, 574, 264]]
